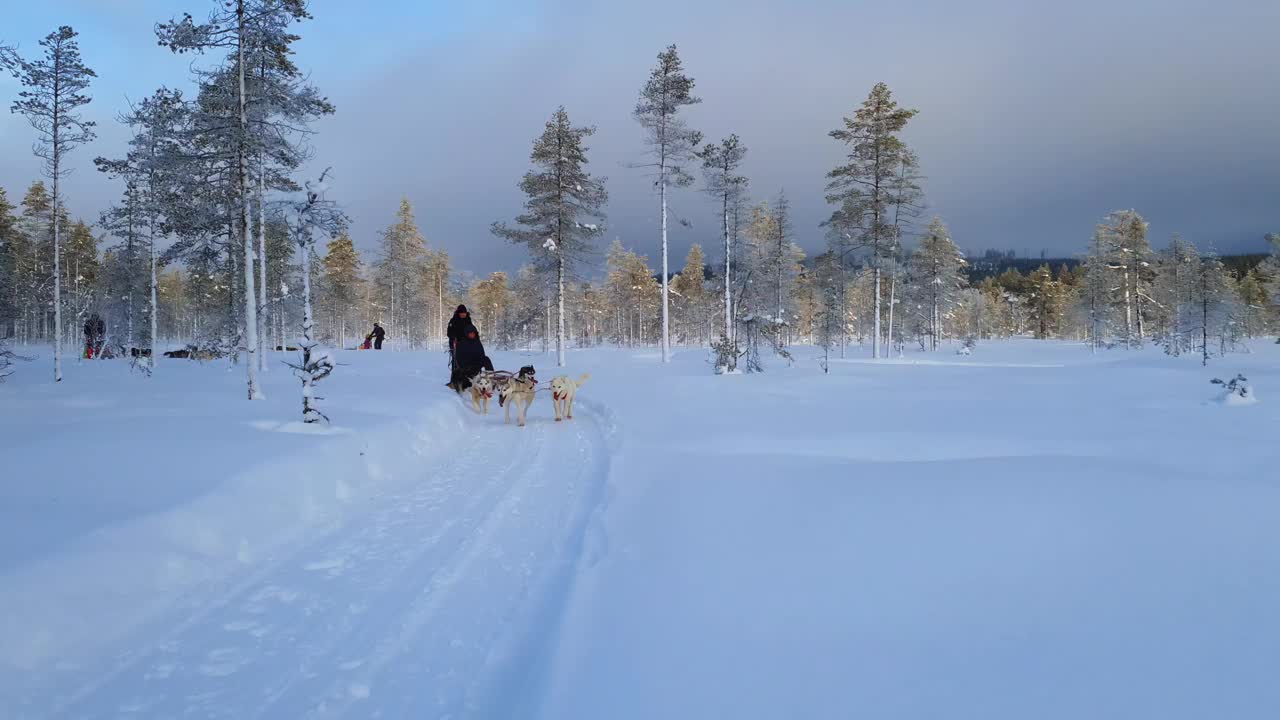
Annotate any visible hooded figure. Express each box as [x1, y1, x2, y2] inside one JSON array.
[[449, 325, 494, 390], [370, 322, 385, 350], [84, 313, 106, 357], [447, 305, 474, 348]]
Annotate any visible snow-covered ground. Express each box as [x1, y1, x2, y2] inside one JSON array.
[[1, 339, 1278, 718]]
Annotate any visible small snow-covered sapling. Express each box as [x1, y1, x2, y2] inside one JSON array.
[[1211, 374, 1252, 401]]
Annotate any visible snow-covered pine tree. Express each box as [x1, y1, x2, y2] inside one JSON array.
[[1152, 234, 1199, 355], [493, 106, 607, 367], [1189, 252, 1238, 365], [634, 45, 702, 363], [1079, 224, 1115, 351], [698, 134, 749, 342], [0, 189, 18, 337], [1025, 264, 1064, 340], [1233, 269, 1269, 339], [2, 27, 97, 382], [1096, 209, 1152, 347], [824, 82, 918, 360], [812, 250, 843, 372], [158, 0, 329, 395], [1261, 233, 1280, 315], [905, 217, 965, 351], [884, 148, 925, 353], [94, 90, 185, 369], [282, 169, 345, 423]]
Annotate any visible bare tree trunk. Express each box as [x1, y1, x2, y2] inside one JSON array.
[[52, 109, 63, 381], [237, 0, 262, 399], [1122, 269, 1133, 346], [872, 265, 881, 360], [660, 177, 670, 362], [149, 213, 158, 371], [557, 253, 566, 367], [886, 263, 897, 354], [257, 166, 268, 372], [300, 235, 318, 420]]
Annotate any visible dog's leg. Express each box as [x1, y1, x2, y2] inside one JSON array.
[[567, 393, 574, 420]]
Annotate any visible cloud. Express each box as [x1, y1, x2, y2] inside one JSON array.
[[2, 0, 1277, 277]]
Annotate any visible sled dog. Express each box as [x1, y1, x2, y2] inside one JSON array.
[[550, 373, 589, 422], [467, 371, 495, 414], [501, 368, 538, 427]]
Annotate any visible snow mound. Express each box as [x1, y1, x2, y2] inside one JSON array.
[[0, 397, 468, 671]]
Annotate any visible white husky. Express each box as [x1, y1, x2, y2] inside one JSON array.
[[549, 373, 589, 422]]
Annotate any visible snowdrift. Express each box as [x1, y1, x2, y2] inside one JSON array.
[[0, 395, 468, 672]]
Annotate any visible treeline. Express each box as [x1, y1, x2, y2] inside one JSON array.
[[4, 18, 1278, 392]]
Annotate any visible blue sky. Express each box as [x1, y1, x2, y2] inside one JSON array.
[[3, 0, 1278, 275]]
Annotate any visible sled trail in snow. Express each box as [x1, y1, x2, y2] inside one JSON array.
[[32, 411, 609, 720]]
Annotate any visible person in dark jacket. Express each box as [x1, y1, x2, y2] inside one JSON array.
[[369, 322, 386, 350], [447, 305, 473, 356], [84, 313, 106, 358], [448, 326, 494, 391]]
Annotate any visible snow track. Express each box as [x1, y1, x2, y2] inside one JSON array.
[[11, 406, 611, 720]]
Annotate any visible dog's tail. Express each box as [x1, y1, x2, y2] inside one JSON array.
[[576, 373, 591, 387]]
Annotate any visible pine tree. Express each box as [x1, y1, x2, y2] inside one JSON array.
[[469, 272, 514, 347], [604, 240, 660, 346], [672, 243, 708, 343], [320, 233, 360, 347], [1080, 225, 1114, 351], [1096, 209, 1152, 346], [825, 82, 918, 360], [1025, 264, 1063, 339], [905, 217, 966, 350], [634, 45, 702, 363], [698, 134, 749, 342], [3, 26, 97, 382], [812, 251, 843, 372], [158, 0, 328, 396], [1190, 252, 1237, 365], [1152, 234, 1199, 355], [0, 188, 22, 337], [378, 198, 427, 348], [65, 221, 100, 349], [493, 106, 607, 367]]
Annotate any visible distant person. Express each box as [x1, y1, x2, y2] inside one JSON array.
[[84, 313, 105, 358], [368, 322, 385, 350]]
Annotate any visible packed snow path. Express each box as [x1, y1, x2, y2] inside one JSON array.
[[15, 407, 609, 720]]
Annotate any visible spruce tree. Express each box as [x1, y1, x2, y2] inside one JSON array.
[[634, 45, 701, 363], [493, 106, 607, 367]]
